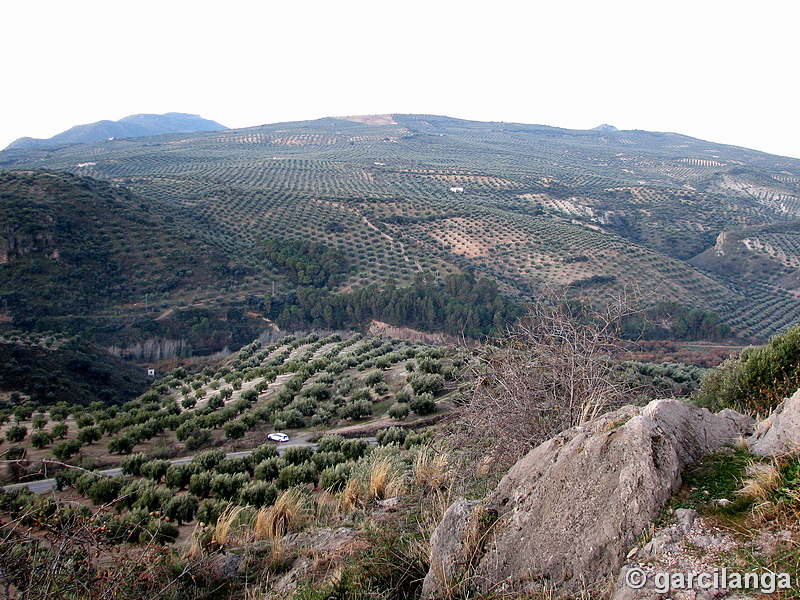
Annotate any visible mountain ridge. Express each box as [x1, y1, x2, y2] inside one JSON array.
[[5, 112, 227, 150]]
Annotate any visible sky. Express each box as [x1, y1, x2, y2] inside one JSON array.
[[2, 0, 799, 158]]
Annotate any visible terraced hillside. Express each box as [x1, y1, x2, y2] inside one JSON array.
[[3, 114, 800, 340], [0, 332, 464, 473]]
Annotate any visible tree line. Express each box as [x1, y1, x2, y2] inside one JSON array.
[[255, 272, 524, 339]]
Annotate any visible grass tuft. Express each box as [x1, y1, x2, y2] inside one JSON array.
[[254, 488, 307, 540], [738, 460, 783, 502], [341, 478, 363, 513], [368, 456, 403, 501], [413, 446, 451, 491], [212, 504, 245, 548]]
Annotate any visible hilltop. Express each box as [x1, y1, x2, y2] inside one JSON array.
[[2, 114, 800, 348], [5, 112, 227, 150]]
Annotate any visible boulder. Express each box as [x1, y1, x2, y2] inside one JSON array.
[[421, 500, 481, 598], [749, 388, 800, 456], [422, 399, 754, 599], [641, 400, 754, 467]]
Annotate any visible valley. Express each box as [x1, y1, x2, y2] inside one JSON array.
[[2, 114, 800, 599], [2, 114, 800, 352]]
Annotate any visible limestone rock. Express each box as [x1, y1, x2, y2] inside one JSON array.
[[749, 388, 800, 456], [421, 500, 481, 598], [268, 527, 361, 597], [613, 510, 742, 600], [637, 508, 696, 558], [641, 400, 754, 467], [472, 410, 682, 597], [422, 399, 755, 599]]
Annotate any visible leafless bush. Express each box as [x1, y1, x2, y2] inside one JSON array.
[[447, 293, 638, 482], [0, 492, 221, 600]]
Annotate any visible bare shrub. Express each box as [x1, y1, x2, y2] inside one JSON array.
[[448, 293, 637, 480]]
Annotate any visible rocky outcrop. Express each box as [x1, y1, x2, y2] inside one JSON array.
[[422, 399, 754, 599], [267, 527, 364, 597], [612, 509, 747, 600], [749, 388, 800, 456], [423, 500, 482, 598]]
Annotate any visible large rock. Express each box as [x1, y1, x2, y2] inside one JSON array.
[[420, 500, 481, 598], [422, 399, 754, 599], [640, 400, 754, 467], [749, 388, 800, 456]]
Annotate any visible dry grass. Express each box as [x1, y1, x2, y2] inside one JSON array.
[[738, 460, 783, 502], [368, 455, 405, 501], [254, 489, 307, 540], [341, 478, 363, 513], [212, 505, 246, 547], [314, 489, 341, 524], [413, 446, 451, 491], [186, 522, 206, 558], [404, 489, 453, 594]]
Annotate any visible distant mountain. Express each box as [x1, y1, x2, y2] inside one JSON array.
[[5, 113, 227, 150], [591, 124, 619, 132]]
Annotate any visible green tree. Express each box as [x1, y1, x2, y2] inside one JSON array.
[[5, 425, 27, 443], [340, 399, 373, 420], [210, 472, 249, 501], [52, 439, 82, 459], [223, 419, 247, 439], [30, 430, 53, 449], [188, 472, 213, 498], [141, 459, 170, 483], [388, 403, 410, 419], [75, 413, 94, 429], [701, 323, 800, 413], [87, 478, 122, 505], [410, 393, 437, 416], [164, 494, 198, 525], [120, 452, 148, 476], [51, 422, 69, 439], [108, 435, 136, 454], [164, 464, 193, 490], [76, 426, 101, 445], [239, 481, 278, 507]]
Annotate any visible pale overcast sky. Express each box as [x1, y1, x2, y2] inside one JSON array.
[[2, 0, 799, 158]]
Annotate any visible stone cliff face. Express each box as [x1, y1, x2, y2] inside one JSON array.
[[422, 399, 755, 598], [1, 231, 57, 264]]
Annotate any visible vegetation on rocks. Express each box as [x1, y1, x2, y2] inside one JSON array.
[[700, 323, 800, 413]]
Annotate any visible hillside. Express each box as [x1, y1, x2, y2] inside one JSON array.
[[2, 114, 800, 342], [0, 330, 796, 600], [0, 170, 266, 352], [0, 332, 149, 407], [5, 112, 227, 150]]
